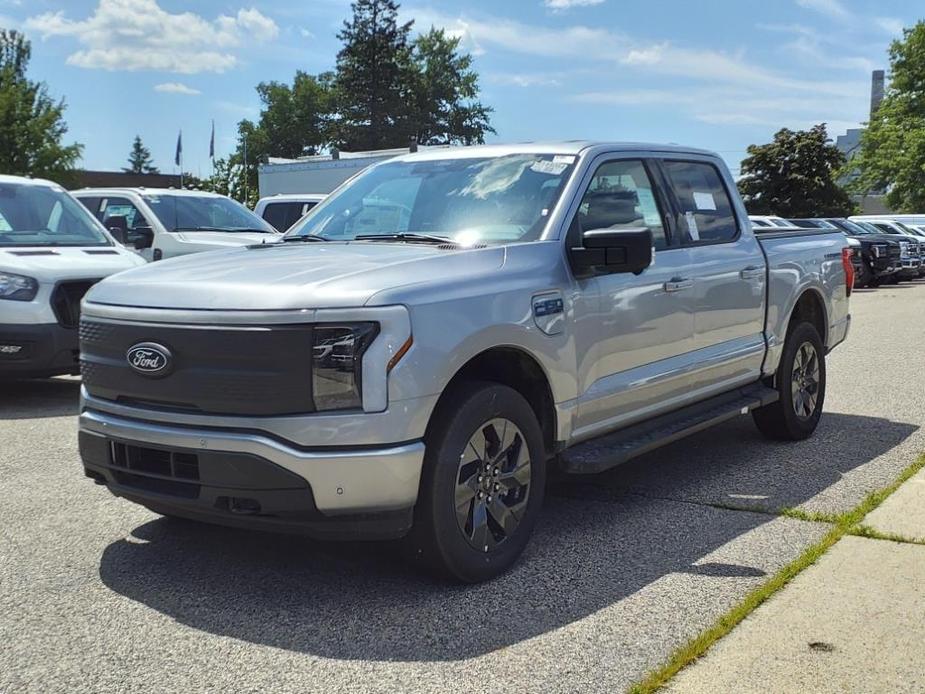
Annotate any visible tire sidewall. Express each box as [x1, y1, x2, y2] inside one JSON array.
[[418, 383, 546, 583], [779, 322, 826, 437]]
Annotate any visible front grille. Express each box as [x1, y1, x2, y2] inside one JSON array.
[[51, 280, 99, 329], [109, 442, 200, 498], [79, 319, 316, 416]]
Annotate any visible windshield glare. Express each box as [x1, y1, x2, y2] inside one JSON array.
[[0, 183, 110, 247], [286, 154, 577, 245], [143, 194, 275, 233]]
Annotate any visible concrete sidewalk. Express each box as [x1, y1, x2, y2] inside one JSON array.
[[666, 470, 925, 693]]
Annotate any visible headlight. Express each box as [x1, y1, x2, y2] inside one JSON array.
[[0, 272, 39, 301], [312, 323, 379, 411], [871, 244, 884, 258]]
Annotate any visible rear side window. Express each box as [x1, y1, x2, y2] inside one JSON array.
[[663, 161, 737, 244]]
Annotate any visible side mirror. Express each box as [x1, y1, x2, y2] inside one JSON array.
[[570, 227, 653, 276], [132, 226, 154, 250], [105, 215, 128, 244]]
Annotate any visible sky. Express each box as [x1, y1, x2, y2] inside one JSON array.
[[1, 0, 919, 178]]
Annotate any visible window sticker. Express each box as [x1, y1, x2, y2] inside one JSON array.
[[530, 160, 568, 176], [553, 155, 576, 165], [693, 191, 717, 211], [685, 211, 700, 241]]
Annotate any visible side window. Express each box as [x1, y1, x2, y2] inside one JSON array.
[[263, 202, 308, 232], [663, 161, 737, 244], [101, 197, 151, 230], [76, 196, 102, 220], [573, 159, 668, 250]]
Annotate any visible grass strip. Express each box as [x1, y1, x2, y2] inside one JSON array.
[[849, 524, 925, 546], [628, 453, 925, 694]]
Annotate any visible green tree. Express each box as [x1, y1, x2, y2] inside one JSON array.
[[0, 29, 82, 184], [737, 124, 854, 217], [123, 135, 159, 174], [334, 0, 413, 150], [405, 28, 494, 146], [849, 22, 925, 211]]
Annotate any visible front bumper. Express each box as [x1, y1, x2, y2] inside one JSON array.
[[898, 259, 921, 278], [0, 322, 79, 378], [79, 409, 425, 539]]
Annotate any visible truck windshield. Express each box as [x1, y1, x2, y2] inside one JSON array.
[[142, 194, 276, 233], [0, 182, 111, 247], [286, 154, 577, 245]]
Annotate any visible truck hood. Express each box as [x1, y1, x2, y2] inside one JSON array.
[[1, 245, 145, 282], [169, 231, 278, 250], [86, 241, 506, 310]]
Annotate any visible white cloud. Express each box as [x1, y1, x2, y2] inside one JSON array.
[[488, 73, 562, 88], [24, 0, 279, 74], [154, 82, 201, 95], [875, 17, 905, 35], [544, 0, 605, 10], [794, 0, 850, 21]]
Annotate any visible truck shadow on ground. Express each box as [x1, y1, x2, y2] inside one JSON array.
[[0, 377, 80, 420], [98, 411, 916, 662]]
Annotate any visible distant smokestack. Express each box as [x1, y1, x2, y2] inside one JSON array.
[[870, 70, 885, 117]]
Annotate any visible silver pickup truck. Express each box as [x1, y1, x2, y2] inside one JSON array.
[[77, 142, 851, 582]]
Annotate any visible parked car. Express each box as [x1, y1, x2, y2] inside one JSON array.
[[790, 218, 900, 287], [850, 217, 924, 279], [77, 142, 851, 582], [254, 194, 327, 232], [73, 188, 279, 261], [0, 175, 146, 378], [748, 215, 793, 228]]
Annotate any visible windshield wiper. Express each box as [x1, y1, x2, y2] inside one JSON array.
[[354, 232, 459, 246], [280, 234, 330, 242]]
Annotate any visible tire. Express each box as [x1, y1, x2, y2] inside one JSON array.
[[407, 382, 546, 583], [752, 321, 826, 441]]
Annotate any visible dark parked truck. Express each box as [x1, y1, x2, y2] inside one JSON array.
[[78, 143, 851, 582], [790, 218, 901, 287]]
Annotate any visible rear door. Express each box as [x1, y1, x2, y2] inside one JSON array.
[[571, 155, 697, 439], [659, 158, 767, 397]]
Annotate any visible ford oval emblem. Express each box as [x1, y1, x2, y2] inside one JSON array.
[[126, 342, 172, 376]]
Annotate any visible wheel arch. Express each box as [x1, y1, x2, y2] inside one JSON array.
[[425, 345, 558, 458]]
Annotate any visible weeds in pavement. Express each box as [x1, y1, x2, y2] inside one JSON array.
[[628, 453, 925, 694]]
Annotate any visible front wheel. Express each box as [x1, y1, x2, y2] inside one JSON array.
[[407, 382, 546, 583], [752, 321, 826, 441]]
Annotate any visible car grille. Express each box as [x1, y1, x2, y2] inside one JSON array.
[[51, 280, 100, 329], [109, 442, 200, 498], [889, 245, 901, 260], [79, 318, 316, 416]]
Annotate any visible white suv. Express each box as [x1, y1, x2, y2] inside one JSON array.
[[73, 188, 278, 261]]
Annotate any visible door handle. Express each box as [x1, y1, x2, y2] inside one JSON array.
[[740, 266, 764, 280], [663, 278, 693, 292]]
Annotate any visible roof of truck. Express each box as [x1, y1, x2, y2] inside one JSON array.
[[388, 141, 717, 162], [72, 187, 226, 198], [0, 174, 62, 188]]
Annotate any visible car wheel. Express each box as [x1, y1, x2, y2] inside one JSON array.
[[407, 382, 546, 583], [753, 321, 826, 441]]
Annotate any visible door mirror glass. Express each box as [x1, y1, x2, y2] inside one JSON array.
[[132, 226, 154, 250], [570, 227, 653, 275]]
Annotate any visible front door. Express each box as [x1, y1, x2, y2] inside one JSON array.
[[571, 157, 696, 441]]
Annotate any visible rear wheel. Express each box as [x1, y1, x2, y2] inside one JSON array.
[[407, 382, 546, 582], [753, 321, 826, 441]]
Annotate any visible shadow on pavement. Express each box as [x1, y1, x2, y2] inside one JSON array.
[[97, 411, 915, 662], [0, 377, 80, 420]]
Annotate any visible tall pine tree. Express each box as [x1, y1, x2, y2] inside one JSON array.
[[0, 30, 82, 184], [123, 135, 159, 174], [334, 0, 412, 151]]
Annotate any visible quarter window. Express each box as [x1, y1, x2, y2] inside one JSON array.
[[573, 160, 668, 250], [663, 161, 737, 244]]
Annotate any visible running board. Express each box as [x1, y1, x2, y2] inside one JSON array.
[[559, 383, 779, 474]]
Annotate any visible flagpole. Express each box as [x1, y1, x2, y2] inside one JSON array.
[[243, 132, 248, 204]]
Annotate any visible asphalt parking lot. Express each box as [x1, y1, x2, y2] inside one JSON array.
[[2, 282, 924, 694]]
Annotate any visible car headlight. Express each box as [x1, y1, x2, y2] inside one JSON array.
[[871, 244, 883, 258], [0, 272, 39, 301], [312, 323, 379, 411]]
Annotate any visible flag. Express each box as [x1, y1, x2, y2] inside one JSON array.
[[209, 120, 215, 160], [174, 130, 182, 166]]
